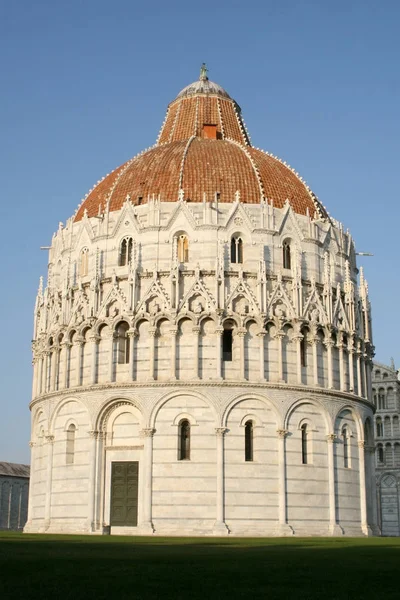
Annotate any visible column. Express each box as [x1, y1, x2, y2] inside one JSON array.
[[44, 435, 54, 530], [25, 441, 36, 529], [356, 350, 362, 397], [361, 355, 367, 399], [148, 328, 156, 380], [50, 347, 57, 391], [349, 349, 355, 393], [127, 330, 136, 380], [338, 339, 345, 392], [192, 326, 200, 379], [258, 331, 266, 381], [237, 329, 246, 380], [277, 429, 293, 534], [325, 340, 334, 389], [276, 332, 284, 382], [213, 427, 229, 534], [63, 342, 71, 389], [366, 445, 380, 535], [108, 333, 115, 382], [294, 335, 302, 385], [216, 328, 223, 380], [326, 434, 343, 535], [37, 354, 44, 395], [311, 337, 319, 386], [94, 432, 105, 531], [76, 339, 84, 387], [90, 336, 100, 385], [140, 428, 156, 533], [169, 327, 177, 380], [358, 441, 372, 536], [32, 359, 38, 399], [43, 351, 49, 393], [87, 431, 98, 532]]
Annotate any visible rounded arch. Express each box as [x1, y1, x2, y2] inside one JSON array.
[[222, 316, 240, 329], [222, 392, 282, 429], [297, 416, 317, 432], [105, 403, 143, 435], [153, 314, 173, 327], [64, 418, 79, 432], [198, 313, 218, 326], [243, 316, 263, 328], [49, 396, 91, 432], [172, 412, 198, 427], [133, 316, 151, 330], [150, 389, 219, 429], [95, 395, 144, 431], [176, 314, 196, 327], [332, 404, 364, 440], [32, 408, 47, 436], [284, 397, 331, 433], [109, 314, 132, 331], [239, 413, 263, 428], [94, 320, 111, 336]]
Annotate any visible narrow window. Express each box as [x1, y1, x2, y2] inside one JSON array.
[[116, 322, 130, 364], [245, 421, 253, 462], [178, 420, 190, 460], [300, 329, 307, 367], [222, 328, 233, 361], [177, 235, 189, 263], [301, 424, 308, 464], [283, 241, 291, 269], [378, 445, 385, 464], [80, 248, 89, 277], [342, 428, 349, 468], [137, 196, 143, 205], [378, 390, 386, 409], [376, 418, 383, 437], [231, 236, 243, 264], [66, 424, 76, 465], [119, 237, 133, 266]]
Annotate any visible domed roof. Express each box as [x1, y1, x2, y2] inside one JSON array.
[[74, 67, 327, 221]]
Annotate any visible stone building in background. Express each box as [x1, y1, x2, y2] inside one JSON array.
[[26, 67, 378, 537], [372, 361, 400, 535], [0, 462, 30, 530]]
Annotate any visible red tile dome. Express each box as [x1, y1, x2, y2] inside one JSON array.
[[74, 69, 326, 221]]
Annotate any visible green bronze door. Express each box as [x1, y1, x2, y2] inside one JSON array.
[[110, 462, 139, 526]]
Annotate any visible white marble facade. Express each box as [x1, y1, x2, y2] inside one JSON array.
[[25, 194, 379, 537]]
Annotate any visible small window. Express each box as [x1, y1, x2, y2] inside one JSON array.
[[245, 420, 253, 462], [301, 424, 308, 464], [376, 417, 383, 438], [66, 424, 76, 465], [378, 390, 386, 410], [222, 329, 233, 361], [300, 329, 308, 367], [177, 234, 189, 263], [116, 322, 130, 364], [119, 237, 133, 266], [231, 236, 243, 264], [79, 248, 89, 277], [342, 428, 350, 468], [178, 420, 190, 460], [378, 445, 385, 464], [283, 241, 291, 270], [137, 196, 143, 205]]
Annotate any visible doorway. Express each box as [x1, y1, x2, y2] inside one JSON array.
[[110, 462, 139, 527]]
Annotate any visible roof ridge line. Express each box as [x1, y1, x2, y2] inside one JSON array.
[[226, 138, 265, 201], [178, 136, 196, 193]]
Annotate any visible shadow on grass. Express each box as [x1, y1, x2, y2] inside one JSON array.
[[1, 533, 399, 600]]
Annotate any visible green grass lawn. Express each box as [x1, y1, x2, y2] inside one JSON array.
[[0, 533, 399, 600]]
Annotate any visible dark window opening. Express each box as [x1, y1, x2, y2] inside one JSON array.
[[137, 196, 143, 205], [283, 241, 291, 269], [300, 330, 307, 367], [178, 420, 191, 460], [301, 424, 308, 464], [223, 329, 233, 361], [231, 237, 243, 264], [343, 429, 349, 468], [245, 420, 253, 462]]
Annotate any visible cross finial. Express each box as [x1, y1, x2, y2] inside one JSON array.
[[200, 63, 208, 81]]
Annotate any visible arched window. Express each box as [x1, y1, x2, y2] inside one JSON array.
[[376, 417, 383, 438], [301, 424, 308, 464], [177, 234, 189, 263], [245, 420, 254, 462], [283, 241, 291, 269], [222, 323, 233, 361], [375, 370, 381, 379], [231, 236, 243, 264], [342, 427, 350, 468], [79, 248, 89, 277], [377, 445, 385, 465], [116, 322, 130, 364], [378, 389, 386, 410], [66, 424, 76, 465], [300, 328, 308, 367], [178, 420, 190, 460], [119, 237, 133, 266]]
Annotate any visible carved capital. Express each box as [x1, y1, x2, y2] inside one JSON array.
[[45, 435, 55, 444], [326, 433, 337, 443], [141, 427, 156, 438], [148, 328, 157, 338], [215, 427, 228, 437], [169, 328, 178, 336], [358, 440, 366, 449], [215, 327, 224, 336], [192, 326, 201, 334], [89, 335, 100, 344], [277, 429, 288, 439], [29, 441, 36, 448], [127, 329, 137, 339], [88, 430, 99, 439]]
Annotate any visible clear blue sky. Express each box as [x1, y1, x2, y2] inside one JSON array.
[[1, 0, 399, 463]]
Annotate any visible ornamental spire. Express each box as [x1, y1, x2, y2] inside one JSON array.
[[199, 62, 208, 81]]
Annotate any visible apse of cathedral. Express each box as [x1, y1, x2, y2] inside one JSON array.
[[26, 65, 379, 536]]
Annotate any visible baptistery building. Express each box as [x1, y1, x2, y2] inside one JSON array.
[[26, 67, 378, 536]]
